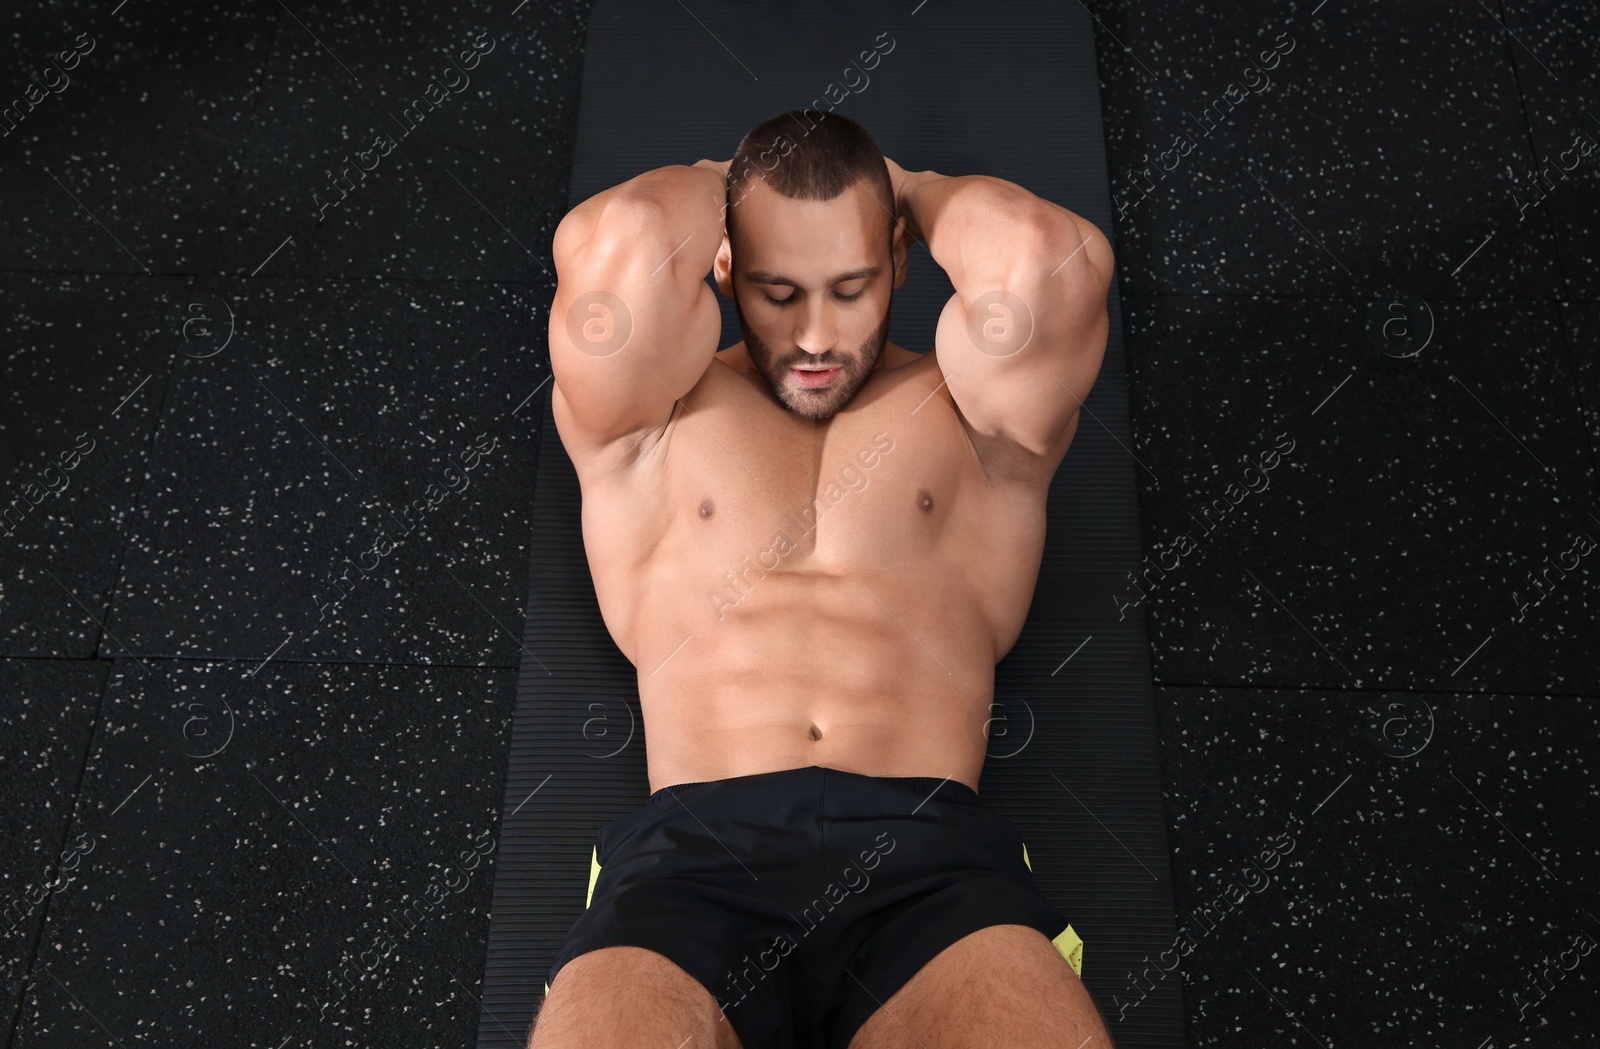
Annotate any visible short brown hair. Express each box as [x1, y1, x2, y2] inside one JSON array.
[[725, 109, 896, 257]]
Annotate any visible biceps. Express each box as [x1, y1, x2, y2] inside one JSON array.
[[934, 274, 1106, 461]]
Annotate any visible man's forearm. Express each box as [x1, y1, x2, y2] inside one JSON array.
[[901, 172, 1072, 291]]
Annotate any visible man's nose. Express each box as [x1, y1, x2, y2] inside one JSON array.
[[792, 300, 837, 355]]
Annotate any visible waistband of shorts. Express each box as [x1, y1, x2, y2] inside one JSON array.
[[645, 764, 981, 811]]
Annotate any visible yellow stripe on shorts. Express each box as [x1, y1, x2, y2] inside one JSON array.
[[546, 846, 606, 997], [1023, 841, 1084, 977]]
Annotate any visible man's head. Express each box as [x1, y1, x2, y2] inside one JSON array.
[[713, 109, 909, 421]]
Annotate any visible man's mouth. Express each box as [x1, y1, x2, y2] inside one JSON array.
[[791, 365, 842, 387]]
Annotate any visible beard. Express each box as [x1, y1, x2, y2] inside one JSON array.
[[734, 293, 894, 421]]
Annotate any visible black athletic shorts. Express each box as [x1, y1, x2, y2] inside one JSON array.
[[545, 764, 1083, 1049]]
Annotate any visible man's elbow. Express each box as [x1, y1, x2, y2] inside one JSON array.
[[1031, 210, 1114, 288], [553, 191, 667, 275]]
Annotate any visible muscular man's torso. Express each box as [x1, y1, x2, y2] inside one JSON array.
[[562, 340, 1072, 795]]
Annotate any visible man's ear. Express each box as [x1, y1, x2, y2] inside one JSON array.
[[713, 231, 734, 298], [890, 216, 910, 292]]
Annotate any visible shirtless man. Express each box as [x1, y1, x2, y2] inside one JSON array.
[[532, 110, 1114, 1049]]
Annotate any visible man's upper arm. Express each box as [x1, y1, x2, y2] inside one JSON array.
[[933, 208, 1114, 474], [548, 193, 722, 462]]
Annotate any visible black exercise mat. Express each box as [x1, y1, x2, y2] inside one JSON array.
[[476, 2, 1184, 1046]]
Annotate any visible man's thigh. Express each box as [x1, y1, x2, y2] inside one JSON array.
[[531, 945, 744, 1049], [846, 924, 1115, 1049]]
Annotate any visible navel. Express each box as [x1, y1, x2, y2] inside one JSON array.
[[698, 498, 715, 520], [917, 488, 934, 514], [808, 724, 822, 741]]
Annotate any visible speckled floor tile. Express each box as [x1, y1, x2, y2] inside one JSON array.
[[1121, 294, 1598, 694], [1501, 3, 1600, 300], [0, 274, 183, 658], [1556, 300, 1600, 491], [10, 658, 516, 1049], [0, 659, 106, 1040], [1150, 686, 1597, 1049], [219, 2, 587, 281], [0, 4, 275, 274], [102, 276, 549, 665], [1083, 0, 1560, 299]]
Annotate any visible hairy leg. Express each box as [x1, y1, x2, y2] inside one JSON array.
[[529, 946, 744, 1049], [847, 924, 1115, 1049]]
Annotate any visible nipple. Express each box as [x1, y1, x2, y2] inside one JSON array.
[[917, 488, 934, 513], [698, 498, 715, 520]]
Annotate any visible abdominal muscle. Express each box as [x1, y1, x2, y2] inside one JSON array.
[[628, 566, 999, 796]]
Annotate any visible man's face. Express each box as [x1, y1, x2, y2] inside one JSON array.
[[717, 176, 906, 421]]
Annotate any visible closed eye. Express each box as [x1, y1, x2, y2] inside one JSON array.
[[763, 290, 866, 307]]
